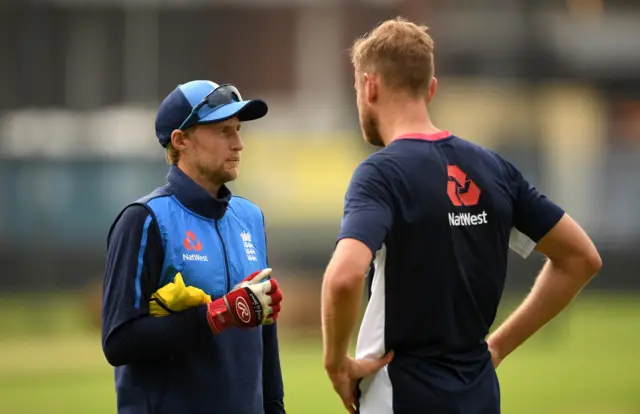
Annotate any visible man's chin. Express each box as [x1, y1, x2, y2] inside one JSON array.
[[223, 169, 239, 182]]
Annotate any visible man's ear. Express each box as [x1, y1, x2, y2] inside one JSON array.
[[170, 129, 189, 151], [427, 77, 438, 103], [363, 72, 378, 105]]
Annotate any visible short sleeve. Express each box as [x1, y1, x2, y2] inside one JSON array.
[[337, 160, 394, 256], [502, 159, 565, 258]]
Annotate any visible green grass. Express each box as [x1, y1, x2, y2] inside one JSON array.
[[0, 294, 639, 414]]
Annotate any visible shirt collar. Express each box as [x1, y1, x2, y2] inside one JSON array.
[[166, 165, 231, 220], [393, 130, 452, 142]]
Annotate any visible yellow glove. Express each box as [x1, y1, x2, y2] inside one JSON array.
[[149, 273, 212, 317]]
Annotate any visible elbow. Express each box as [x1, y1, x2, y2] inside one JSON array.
[[552, 249, 602, 283], [325, 270, 365, 297], [579, 240, 603, 279], [102, 332, 130, 367], [103, 342, 126, 367], [584, 250, 603, 277]]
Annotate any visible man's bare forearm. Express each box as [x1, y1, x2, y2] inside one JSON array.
[[488, 258, 596, 360], [321, 267, 365, 370]]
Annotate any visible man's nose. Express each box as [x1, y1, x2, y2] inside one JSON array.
[[231, 133, 244, 151]]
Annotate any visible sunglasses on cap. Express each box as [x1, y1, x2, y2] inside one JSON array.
[[178, 84, 243, 131]]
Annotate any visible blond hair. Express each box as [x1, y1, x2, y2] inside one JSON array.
[[350, 17, 435, 97], [165, 142, 180, 165]]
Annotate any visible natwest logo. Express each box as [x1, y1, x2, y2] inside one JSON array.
[[449, 211, 488, 227], [183, 230, 203, 251], [183, 230, 208, 262], [183, 253, 209, 262], [447, 165, 481, 207]]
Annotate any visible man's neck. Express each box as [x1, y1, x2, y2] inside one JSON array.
[[378, 101, 439, 146], [176, 163, 221, 198]]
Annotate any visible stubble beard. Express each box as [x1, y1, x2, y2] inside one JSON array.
[[362, 109, 384, 147], [195, 159, 235, 189]]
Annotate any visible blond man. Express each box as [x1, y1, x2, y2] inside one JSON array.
[[321, 17, 601, 414]]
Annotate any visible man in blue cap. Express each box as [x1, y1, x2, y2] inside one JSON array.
[[101, 80, 286, 414]]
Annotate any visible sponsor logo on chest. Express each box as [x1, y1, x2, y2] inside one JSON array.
[[182, 230, 209, 262], [448, 211, 488, 227]]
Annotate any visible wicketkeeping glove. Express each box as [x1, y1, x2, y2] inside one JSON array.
[[206, 268, 283, 334], [149, 273, 211, 317]]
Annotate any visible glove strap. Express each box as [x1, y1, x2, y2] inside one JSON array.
[[206, 299, 232, 334]]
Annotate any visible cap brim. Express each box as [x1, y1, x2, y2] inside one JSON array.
[[197, 99, 268, 125]]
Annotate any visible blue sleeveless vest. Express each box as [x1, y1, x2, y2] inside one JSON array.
[[142, 193, 268, 298], [116, 165, 270, 414]]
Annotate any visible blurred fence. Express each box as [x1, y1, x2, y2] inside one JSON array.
[[1, 1, 640, 295], [0, 131, 638, 294]]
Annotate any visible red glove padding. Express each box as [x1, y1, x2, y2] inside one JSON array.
[[206, 268, 283, 334]]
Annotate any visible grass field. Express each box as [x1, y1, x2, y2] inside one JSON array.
[[0, 294, 639, 414]]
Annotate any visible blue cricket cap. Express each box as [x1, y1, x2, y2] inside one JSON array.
[[155, 80, 268, 147]]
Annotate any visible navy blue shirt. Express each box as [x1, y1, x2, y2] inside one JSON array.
[[102, 166, 285, 414], [338, 131, 564, 414]]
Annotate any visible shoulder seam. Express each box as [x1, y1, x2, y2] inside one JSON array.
[[231, 195, 262, 211], [107, 202, 162, 249], [232, 195, 257, 204], [137, 192, 172, 205]]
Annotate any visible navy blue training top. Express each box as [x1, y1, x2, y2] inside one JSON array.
[[338, 131, 564, 414], [101, 166, 285, 414]]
